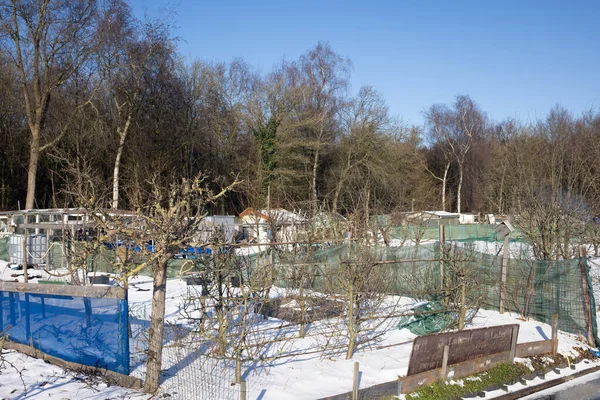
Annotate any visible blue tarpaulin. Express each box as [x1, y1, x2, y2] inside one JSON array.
[[0, 290, 129, 375]]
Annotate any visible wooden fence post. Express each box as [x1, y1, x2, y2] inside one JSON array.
[[45, 229, 51, 269], [509, 325, 519, 362], [499, 233, 509, 314], [440, 345, 449, 381], [578, 245, 595, 346], [352, 361, 359, 400], [551, 313, 559, 355], [22, 230, 28, 283]]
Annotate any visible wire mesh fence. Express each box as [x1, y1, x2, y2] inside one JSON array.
[[160, 344, 241, 400], [129, 305, 246, 400]]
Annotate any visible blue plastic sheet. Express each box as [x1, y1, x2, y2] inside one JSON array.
[[0, 291, 129, 375]]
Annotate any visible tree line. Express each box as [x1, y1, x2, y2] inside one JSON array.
[[1, 0, 600, 224]]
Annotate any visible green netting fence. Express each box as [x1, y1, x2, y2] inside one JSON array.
[[237, 239, 599, 346], [388, 223, 529, 242], [450, 242, 599, 345], [2, 230, 597, 345], [0, 238, 187, 278]]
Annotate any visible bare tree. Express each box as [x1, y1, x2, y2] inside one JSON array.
[[330, 86, 390, 214], [99, 12, 176, 209], [72, 174, 236, 393], [512, 107, 591, 260], [424, 96, 485, 213], [451, 96, 485, 213], [424, 104, 454, 212], [0, 0, 102, 209]]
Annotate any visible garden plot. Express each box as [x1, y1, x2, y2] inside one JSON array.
[[0, 258, 597, 399], [126, 278, 593, 400]]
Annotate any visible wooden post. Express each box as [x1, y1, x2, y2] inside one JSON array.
[[551, 313, 559, 355], [70, 224, 75, 258], [499, 233, 509, 314], [22, 230, 28, 283], [458, 280, 466, 330], [578, 245, 595, 346], [352, 361, 359, 400], [441, 345, 449, 381], [439, 225, 445, 291], [45, 229, 51, 269], [61, 224, 66, 270], [509, 325, 519, 362], [239, 380, 247, 400]]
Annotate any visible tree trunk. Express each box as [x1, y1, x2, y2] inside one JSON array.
[[332, 152, 353, 214], [1, 179, 6, 210], [311, 147, 320, 215], [25, 126, 41, 210], [332, 177, 343, 215], [457, 163, 463, 213], [458, 279, 466, 330], [346, 280, 355, 360], [441, 162, 450, 212], [143, 256, 169, 393], [298, 263, 307, 338], [112, 114, 132, 209], [498, 162, 507, 215]]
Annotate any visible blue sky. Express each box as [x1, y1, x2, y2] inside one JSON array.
[[130, 0, 600, 125]]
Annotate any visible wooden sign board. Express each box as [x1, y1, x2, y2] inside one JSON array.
[[407, 324, 519, 376]]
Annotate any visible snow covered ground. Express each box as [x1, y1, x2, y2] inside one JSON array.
[[125, 279, 592, 400], [0, 255, 598, 399], [0, 350, 146, 400]]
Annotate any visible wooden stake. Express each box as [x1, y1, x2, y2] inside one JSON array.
[[458, 280, 466, 330], [61, 225, 66, 270], [45, 229, 51, 269], [441, 345, 450, 381], [352, 361, 359, 400], [500, 233, 509, 314], [551, 313, 559, 355], [22, 230, 28, 283], [509, 325, 519, 362]]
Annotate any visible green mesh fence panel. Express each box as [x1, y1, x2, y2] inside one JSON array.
[[46, 241, 190, 278], [388, 224, 527, 243], [444, 244, 600, 346], [31, 232, 600, 345], [51, 241, 66, 269], [252, 242, 443, 296], [241, 239, 599, 344], [0, 236, 8, 262]]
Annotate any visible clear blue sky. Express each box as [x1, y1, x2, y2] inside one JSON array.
[[130, 0, 600, 125]]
